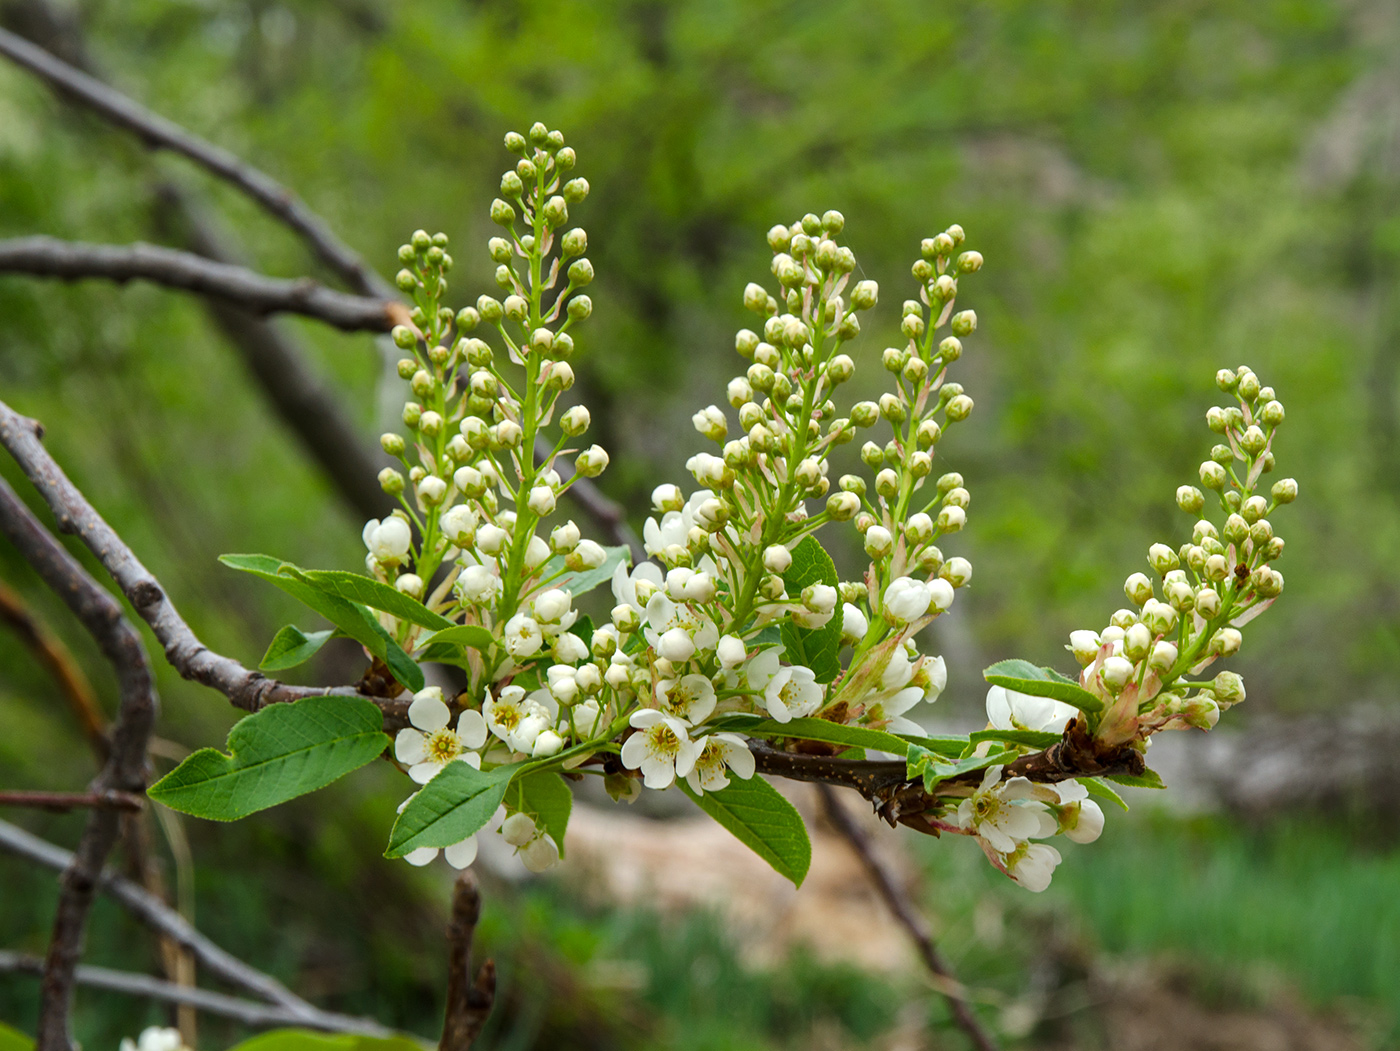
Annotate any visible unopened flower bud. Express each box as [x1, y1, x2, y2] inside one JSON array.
[[941, 556, 972, 587], [1199, 461, 1227, 490], [612, 604, 640, 634], [826, 491, 859, 521], [1240, 425, 1267, 456], [1210, 627, 1243, 657], [379, 468, 405, 495], [944, 394, 974, 422], [1176, 485, 1205, 514], [851, 280, 879, 310], [1124, 623, 1152, 662], [937, 505, 967, 532], [864, 526, 894, 558], [567, 294, 592, 321], [1271, 477, 1297, 504], [560, 405, 591, 437], [1124, 572, 1154, 606], [1068, 630, 1101, 665], [951, 310, 977, 336], [1101, 655, 1134, 692], [1237, 371, 1261, 401], [575, 445, 609, 478], [1211, 670, 1246, 706]]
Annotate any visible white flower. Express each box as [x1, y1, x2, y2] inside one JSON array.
[[956, 766, 1054, 854], [527, 485, 556, 515], [475, 523, 508, 555], [394, 688, 487, 784], [840, 603, 869, 643], [572, 538, 606, 568], [927, 577, 955, 612], [456, 563, 501, 606], [658, 627, 696, 662], [655, 673, 717, 725], [440, 505, 478, 545], [1067, 630, 1101, 664], [417, 475, 447, 505], [551, 632, 587, 664], [1051, 780, 1105, 844], [502, 812, 536, 846], [685, 733, 757, 793], [883, 577, 932, 622], [533, 588, 572, 624], [403, 835, 478, 870], [520, 834, 560, 872], [524, 534, 551, 569], [763, 545, 792, 573], [395, 573, 424, 598], [121, 1028, 186, 1051], [363, 516, 412, 565], [861, 648, 934, 735], [864, 525, 893, 558], [483, 685, 556, 752], [1100, 655, 1135, 691], [546, 664, 579, 704], [717, 634, 747, 668], [642, 490, 716, 557], [985, 685, 1076, 735], [644, 591, 719, 658], [621, 709, 702, 789], [763, 665, 822, 723], [504, 614, 543, 658], [612, 560, 665, 613], [532, 730, 565, 758], [1005, 842, 1061, 892]]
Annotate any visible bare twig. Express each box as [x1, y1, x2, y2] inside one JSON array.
[[0, 952, 398, 1037], [0, 400, 410, 725], [0, 26, 393, 299], [0, 817, 317, 1015], [0, 789, 143, 812], [0, 577, 108, 759], [439, 871, 495, 1051], [0, 237, 402, 332], [817, 785, 1000, 1051], [0, 479, 158, 1051], [535, 436, 645, 565]]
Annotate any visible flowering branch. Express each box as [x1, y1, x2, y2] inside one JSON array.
[[0, 25, 393, 299], [0, 237, 405, 332]]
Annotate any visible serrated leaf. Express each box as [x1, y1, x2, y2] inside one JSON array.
[[221, 554, 423, 692], [680, 776, 811, 887], [1105, 767, 1167, 790], [147, 697, 388, 821], [779, 536, 843, 684], [906, 742, 1020, 793], [417, 623, 497, 653], [516, 770, 572, 855], [969, 727, 1064, 750], [983, 658, 1103, 714], [1083, 777, 1130, 812], [753, 624, 784, 650], [541, 544, 631, 598], [746, 716, 912, 756], [226, 1029, 421, 1051], [259, 626, 337, 671], [296, 570, 454, 631], [386, 762, 518, 857]]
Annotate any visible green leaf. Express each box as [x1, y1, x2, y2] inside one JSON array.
[[542, 544, 631, 598], [296, 570, 454, 631], [906, 742, 1020, 793], [680, 776, 811, 887], [417, 623, 497, 653], [903, 734, 978, 757], [0, 1022, 34, 1051], [516, 770, 573, 855], [745, 717, 912, 756], [259, 626, 337, 671], [983, 658, 1103, 714], [221, 554, 423, 692], [969, 727, 1064, 750], [753, 624, 783, 650], [226, 1029, 422, 1051], [779, 536, 843, 684], [1105, 767, 1167, 790], [147, 697, 388, 821], [386, 762, 518, 857], [1083, 777, 1130, 812]]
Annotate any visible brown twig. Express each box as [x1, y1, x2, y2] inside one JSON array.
[[439, 871, 496, 1051], [0, 26, 393, 299], [0, 789, 143, 812], [0, 952, 397, 1036], [0, 817, 319, 1016], [817, 785, 1000, 1051], [0, 479, 158, 1051], [0, 400, 410, 726], [0, 577, 108, 759], [0, 237, 401, 332]]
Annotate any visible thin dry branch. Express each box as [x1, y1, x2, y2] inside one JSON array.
[[439, 871, 495, 1051], [0, 818, 317, 1015], [0, 790, 143, 812], [817, 784, 1000, 1051], [0, 952, 397, 1037], [0, 237, 401, 332], [0, 399, 410, 725], [0, 577, 108, 759], [0, 478, 158, 1051], [0, 26, 393, 299]]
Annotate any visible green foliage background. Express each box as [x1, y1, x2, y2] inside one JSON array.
[[1, 0, 1398, 1047]]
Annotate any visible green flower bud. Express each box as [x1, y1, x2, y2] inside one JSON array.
[[1260, 400, 1284, 427], [1248, 519, 1273, 547], [917, 419, 942, 447], [1212, 671, 1246, 706], [1237, 371, 1261, 402], [563, 177, 590, 204], [951, 310, 977, 336], [1265, 536, 1285, 560], [937, 472, 964, 495], [397, 244, 416, 265], [568, 258, 595, 286], [882, 347, 906, 373], [556, 146, 576, 170], [957, 250, 984, 273], [851, 280, 879, 310], [879, 393, 907, 423], [927, 233, 954, 259], [860, 442, 884, 468], [402, 402, 422, 429], [901, 313, 926, 339], [462, 338, 492, 367], [1199, 461, 1227, 490], [1124, 572, 1154, 606], [1149, 543, 1179, 574], [1241, 495, 1267, 523], [379, 467, 405, 495], [411, 229, 431, 252], [494, 265, 514, 290], [827, 354, 854, 385], [563, 294, 591, 322], [411, 369, 434, 398], [911, 259, 934, 283], [490, 198, 516, 226], [1271, 477, 1298, 504], [851, 401, 879, 427], [488, 237, 512, 264], [944, 394, 974, 422], [504, 295, 528, 322], [1240, 425, 1267, 456], [477, 295, 503, 322], [396, 357, 417, 380], [380, 432, 405, 456], [747, 363, 775, 392], [1194, 587, 1222, 618], [455, 306, 480, 331], [938, 336, 963, 362], [902, 357, 929, 384], [504, 130, 527, 153], [1176, 485, 1205, 513], [930, 274, 957, 301], [395, 269, 418, 293], [528, 121, 549, 145]]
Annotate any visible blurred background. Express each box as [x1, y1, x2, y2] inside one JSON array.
[[1, 1, 1399, 1048]]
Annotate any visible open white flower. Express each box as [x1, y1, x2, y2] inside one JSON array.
[[642, 490, 716, 557], [956, 765, 1055, 854], [985, 685, 1077, 735], [644, 591, 719, 659], [363, 516, 412, 565], [394, 688, 487, 784], [1005, 841, 1062, 892], [483, 685, 556, 752], [685, 733, 757, 793], [1051, 779, 1105, 844], [612, 560, 664, 614], [620, 709, 702, 789], [655, 673, 717, 725], [883, 576, 933, 623], [504, 613, 543, 658], [763, 665, 822, 723]]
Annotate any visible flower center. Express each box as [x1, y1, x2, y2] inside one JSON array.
[[493, 704, 522, 732], [426, 729, 462, 763], [646, 724, 680, 757]]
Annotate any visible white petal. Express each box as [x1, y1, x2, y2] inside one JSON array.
[[620, 734, 649, 770], [408, 694, 451, 733], [443, 836, 479, 869], [455, 709, 488, 748], [409, 762, 439, 784], [395, 728, 428, 765], [640, 755, 676, 789], [403, 847, 439, 867], [986, 685, 1013, 729]]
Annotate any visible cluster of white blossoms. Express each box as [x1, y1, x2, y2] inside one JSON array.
[[948, 365, 1294, 889], [119, 1029, 189, 1051], [315, 125, 1295, 895]]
